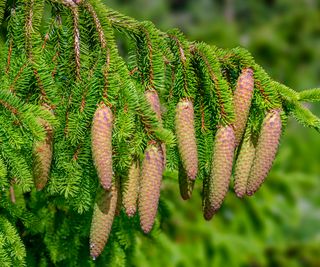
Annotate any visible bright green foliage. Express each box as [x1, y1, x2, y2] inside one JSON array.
[[0, 0, 319, 265]]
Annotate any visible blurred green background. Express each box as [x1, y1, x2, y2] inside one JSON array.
[[105, 1, 320, 266]]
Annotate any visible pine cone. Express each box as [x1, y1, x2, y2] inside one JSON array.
[[233, 68, 254, 146], [203, 125, 235, 220], [178, 161, 195, 200], [139, 144, 164, 233], [145, 90, 166, 168], [123, 161, 140, 217], [247, 109, 282, 196], [234, 135, 255, 198], [145, 90, 162, 123], [91, 104, 113, 190], [90, 182, 118, 259], [33, 119, 53, 190], [175, 99, 198, 180]]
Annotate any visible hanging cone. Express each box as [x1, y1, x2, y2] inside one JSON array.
[[89, 182, 118, 259], [234, 134, 255, 198], [139, 144, 164, 233], [145, 90, 162, 123], [233, 68, 254, 146], [145, 90, 166, 168], [91, 104, 113, 190], [247, 109, 282, 196], [178, 161, 195, 200], [33, 119, 53, 190], [175, 99, 198, 180], [123, 161, 140, 217], [203, 125, 235, 220]]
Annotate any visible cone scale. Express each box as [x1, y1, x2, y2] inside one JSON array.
[[246, 109, 282, 196], [33, 119, 53, 190], [175, 99, 198, 180], [203, 125, 235, 220], [138, 144, 164, 233], [233, 68, 254, 146], [91, 104, 113, 190], [90, 182, 118, 259]]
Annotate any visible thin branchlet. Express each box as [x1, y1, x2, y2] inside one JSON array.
[[71, 7, 81, 80], [190, 45, 227, 119]]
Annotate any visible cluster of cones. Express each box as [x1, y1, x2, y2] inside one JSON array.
[[88, 68, 282, 258], [89, 91, 166, 258], [177, 68, 282, 220]]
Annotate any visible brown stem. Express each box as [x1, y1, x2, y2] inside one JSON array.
[[71, 7, 81, 80], [140, 27, 155, 90], [167, 34, 186, 65], [255, 80, 271, 104], [9, 185, 16, 204], [129, 67, 138, 76], [83, 2, 106, 49], [190, 45, 226, 118], [25, 0, 34, 57], [0, 99, 19, 115], [42, 33, 50, 50], [201, 101, 206, 131], [9, 63, 28, 93], [169, 65, 175, 99], [167, 34, 188, 94], [6, 39, 13, 74], [102, 51, 111, 101]]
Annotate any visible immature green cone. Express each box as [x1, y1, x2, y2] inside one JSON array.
[[203, 126, 235, 220], [90, 182, 118, 259], [33, 119, 53, 190], [175, 99, 198, 180], [233, 68, 254, 146], [178, 162, 195, 200], [234, 135, 255, 198], [91, 104, 113, 190], [247, 109, 282, 196], [123, 161, 140, 217], [139, 144, 164, 233], [145, 90, 166, 168]]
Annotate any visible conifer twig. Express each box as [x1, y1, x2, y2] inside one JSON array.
[[71, 7, 81, 80]]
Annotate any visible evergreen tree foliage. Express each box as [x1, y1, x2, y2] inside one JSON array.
[[0, 0, 319, 265]]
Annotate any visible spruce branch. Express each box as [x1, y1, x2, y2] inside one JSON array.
[[190, 43, 234, 124], [0, 0, 319, 263], [298, 88, 320, 103]]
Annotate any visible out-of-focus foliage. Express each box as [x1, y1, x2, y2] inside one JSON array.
[[105, 1, 320, 266]]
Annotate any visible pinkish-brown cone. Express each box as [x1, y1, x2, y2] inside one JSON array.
[[91, 104, 113, 190], [234, 135, 255, 198], [203, 126, 235, 220], [145, 90, 166, 168], [123, 161, 140, 217], [89, 182, 118, 259], [233, 68, 254, 146], [178, 162, 195, 200], [246, 109, 282, 196], [138, 144, 164, 233], [175, 100, 198, 180], [145, 90, 162, 123], [33, 119, 53, 190]]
